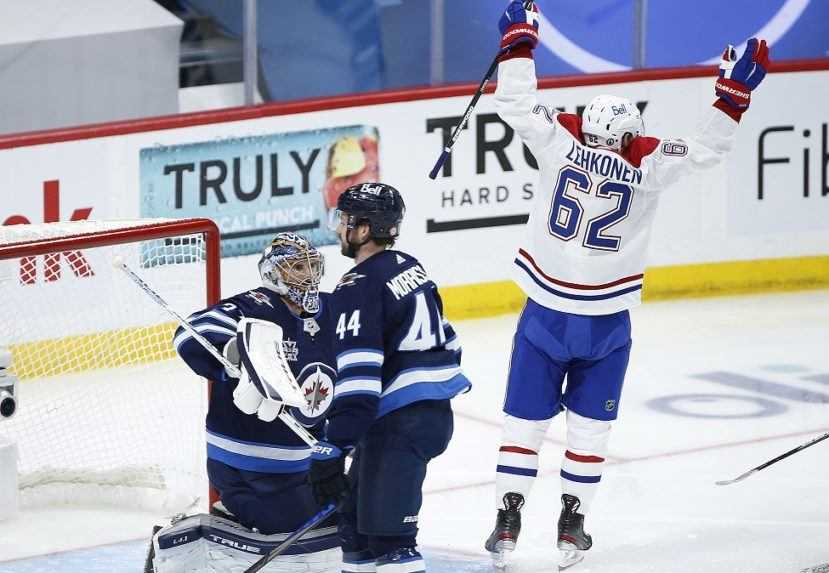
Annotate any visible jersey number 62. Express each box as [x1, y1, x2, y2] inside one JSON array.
[[547, 165, 634, 252]]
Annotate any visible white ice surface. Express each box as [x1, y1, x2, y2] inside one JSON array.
[[1, 290, 828, 572]]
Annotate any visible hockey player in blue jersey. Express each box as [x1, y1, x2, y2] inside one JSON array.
[[307, 183, 470, 573], [151, 233, 340, 573], [485, 2, 770, 569]]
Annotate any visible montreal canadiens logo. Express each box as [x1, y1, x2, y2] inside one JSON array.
[[290, 362, 336, 426]]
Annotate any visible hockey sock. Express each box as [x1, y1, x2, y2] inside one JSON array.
[[559, 410, 611, 514], [559, 448, 605, 513], [495, 415, 552, 508]]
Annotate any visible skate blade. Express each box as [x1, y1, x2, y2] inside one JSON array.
[[488, 540, 515, 569], [558, 543, 585, 571]]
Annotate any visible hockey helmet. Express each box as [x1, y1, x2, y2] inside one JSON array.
[[331, 182, 405, 240], [258, 233, 324, 313], [581, 94, 644, 151]]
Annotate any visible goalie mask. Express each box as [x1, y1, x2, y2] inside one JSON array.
[[258, 233, 324, 314], [581, 94, 644, 151]]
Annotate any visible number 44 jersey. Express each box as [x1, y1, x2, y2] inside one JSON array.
[[326, 250, 471, 449], [495, 57, 740, 316]]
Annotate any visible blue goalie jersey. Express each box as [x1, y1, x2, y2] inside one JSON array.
[[326, 250, 470, 448], [174, 288, 337, 474]]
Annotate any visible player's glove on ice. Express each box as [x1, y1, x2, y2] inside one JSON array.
[[715, 38, 769, 112], [499, 1, 539, 52], [308, 442, 350, 506]]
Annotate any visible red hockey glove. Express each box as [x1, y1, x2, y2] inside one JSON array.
[[715, 38, 770, 113], [499, 1, 540, 52]]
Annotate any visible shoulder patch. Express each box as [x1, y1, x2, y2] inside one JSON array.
[[335, 272, 366, 290], [244, 290, 274, 308], [531, 104, 557, 124], [396, 254, 406, 265], [660, 139, 689, 157]]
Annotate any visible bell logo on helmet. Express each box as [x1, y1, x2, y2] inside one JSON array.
[[359, 183, 384, 195], [611, 104, 628, 116]]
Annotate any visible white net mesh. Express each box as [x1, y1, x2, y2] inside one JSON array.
[[0, 219, 213, 512]]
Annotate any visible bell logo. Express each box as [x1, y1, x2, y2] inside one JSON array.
[[2, 180, 94, 284]]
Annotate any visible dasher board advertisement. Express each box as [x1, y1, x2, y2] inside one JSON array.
[[140, 125, 379, 257]]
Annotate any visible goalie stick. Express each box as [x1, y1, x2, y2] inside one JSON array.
[[715, 430, 829, 486], [428, 0, 533, 180], [243, 501, 343, 573], [114, 257, 317, 448]]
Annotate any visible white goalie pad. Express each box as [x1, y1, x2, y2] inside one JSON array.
[[152, 513, 340, 573], [237, 318, 306, 408]]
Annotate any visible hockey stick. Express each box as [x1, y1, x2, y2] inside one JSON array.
[[715, 431, 829, 486], [114, 257, 318, 448], [243, 501, 342, 573], [427, 1, 533, 180], [143, 525, 162, 573]]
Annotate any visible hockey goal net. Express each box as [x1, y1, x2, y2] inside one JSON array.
[[0, 218, 220, 512]]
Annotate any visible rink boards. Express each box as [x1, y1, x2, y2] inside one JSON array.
[[0, 61, 828, 321]]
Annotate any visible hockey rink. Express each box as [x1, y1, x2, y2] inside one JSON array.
[[1, 290, 828, 573]]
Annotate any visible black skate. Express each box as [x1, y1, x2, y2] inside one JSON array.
[[557, 494, 592, 570], [484, 492, 525, 568]]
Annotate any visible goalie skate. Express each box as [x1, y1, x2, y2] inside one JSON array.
[[557, 494, 592, 571], [484, 492, 524, 568]]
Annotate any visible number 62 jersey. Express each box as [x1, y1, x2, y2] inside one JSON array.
[[495, 56, 740, 316], [325, 250, 471, 449]]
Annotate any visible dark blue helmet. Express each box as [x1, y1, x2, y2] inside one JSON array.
[[336, 182, 405, 239]]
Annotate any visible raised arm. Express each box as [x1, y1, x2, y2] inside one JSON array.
[[637, 38, 770, 189], [494, 1, 558, 156]]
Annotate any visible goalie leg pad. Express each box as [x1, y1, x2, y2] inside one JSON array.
[[152, 513, 340, 573]]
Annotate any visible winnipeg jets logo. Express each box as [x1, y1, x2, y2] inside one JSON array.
[[291, 363, 336, 424], [245, 291, 273, 308], [303, 368, 332, 413], [335, 272, 366, 290], [281, 338, 298, 361]]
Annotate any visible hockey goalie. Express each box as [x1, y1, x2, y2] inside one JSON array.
[[148, 234, 340, 573]]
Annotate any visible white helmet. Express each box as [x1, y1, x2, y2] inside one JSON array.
[[581, 95, 643, 151]]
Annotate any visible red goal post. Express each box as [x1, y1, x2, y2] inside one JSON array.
[[0, 218, 221, 511], [0, 218, 221, 300]]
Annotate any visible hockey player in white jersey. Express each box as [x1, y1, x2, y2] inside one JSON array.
[[484, 2, 770, 569]]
